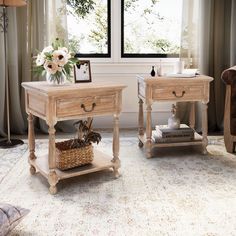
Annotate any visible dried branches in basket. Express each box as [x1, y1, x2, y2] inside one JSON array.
[[70, 119, 102, 149]]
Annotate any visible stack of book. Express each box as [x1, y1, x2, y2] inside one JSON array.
[[153, 124, 194, 143]]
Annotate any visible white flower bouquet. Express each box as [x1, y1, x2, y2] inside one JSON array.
[[33, 38, 78, 84]]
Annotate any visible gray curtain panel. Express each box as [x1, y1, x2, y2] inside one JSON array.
[[0, 7, 26, 137], [199, 0, 236, 132], [178, 0, 236, 133], [0, 1, 47, 137], [0, 24, 5, 136]]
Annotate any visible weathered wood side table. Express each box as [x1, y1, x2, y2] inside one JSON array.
[[137, 75, 213, 158], [22, 82, 126, 194]]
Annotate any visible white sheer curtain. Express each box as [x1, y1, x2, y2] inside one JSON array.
[[177, 0, 200, 129], [20, 0, 47, 134], [46, 0, 68, 45], [180, 0, 200, 69]]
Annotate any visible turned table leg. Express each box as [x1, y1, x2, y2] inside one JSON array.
[[138, 98, 144, 148], [48, 170, 59, 195], [146, 104, 152, 158], [202, 103, 208, 154], [48, 124, 59, 194], [189, 102, 196, 129], [112, 114, 120, 178], [28, 113, 36, 175]]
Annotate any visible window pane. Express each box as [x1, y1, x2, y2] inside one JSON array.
[[67, 0, 110, 57], [122, 0, 183, 57]]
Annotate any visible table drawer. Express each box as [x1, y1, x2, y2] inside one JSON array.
[[56, 94, 116, 117], [153, 85, 204, 101]]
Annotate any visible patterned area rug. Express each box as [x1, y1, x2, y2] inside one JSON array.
[[1, 136, 236, 236]]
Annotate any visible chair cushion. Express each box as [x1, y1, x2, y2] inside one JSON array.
[[0, 203, 29, 236]]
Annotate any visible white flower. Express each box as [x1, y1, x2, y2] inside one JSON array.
[[36, 53, 45, 66], [52, 50, 69, 66], [58, 47, 69, 54], [67, 52, 72, 59], [58, 47, 72, 59], [42, 46, 54, 54], [44, 60, 58, 74]]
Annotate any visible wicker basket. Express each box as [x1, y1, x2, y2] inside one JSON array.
[[55, 140, 94, 170]]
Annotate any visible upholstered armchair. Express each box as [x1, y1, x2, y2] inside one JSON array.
[[221, 66, 236, 153]]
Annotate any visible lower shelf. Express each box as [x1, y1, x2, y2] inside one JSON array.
[[139, 131, 203, 148], [30, 149, 115, 180]]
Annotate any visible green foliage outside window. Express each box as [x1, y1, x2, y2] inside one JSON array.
[[66, 0, 95, 19]]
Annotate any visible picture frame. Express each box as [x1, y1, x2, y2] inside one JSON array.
[[74, 60, 92, 83]]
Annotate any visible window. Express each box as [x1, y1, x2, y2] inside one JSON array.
[[67, 0, 111, 57], [121, 0, 183, 58]]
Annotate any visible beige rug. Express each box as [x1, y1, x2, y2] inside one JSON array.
[[1, 136, 236, 236]]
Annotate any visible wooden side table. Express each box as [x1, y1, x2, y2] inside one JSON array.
[[22, 82, 126, 194], [137, 75, 214, 158]]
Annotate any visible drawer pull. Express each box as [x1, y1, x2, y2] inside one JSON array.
[[81, 103, 96, 112], [172, 91, 185, 98]]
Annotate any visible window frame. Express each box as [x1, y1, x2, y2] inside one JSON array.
[[72, 0, 111, 58], [121, 0, 180, 58]]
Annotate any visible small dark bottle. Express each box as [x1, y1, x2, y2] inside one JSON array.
[[150, 66, 156, 77]]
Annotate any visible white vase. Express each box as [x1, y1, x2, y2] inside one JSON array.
[[168, 115, 180, 129], [174, 60, 185, 74], [46, 72, 66, 85], [168, 104, 180, 129]]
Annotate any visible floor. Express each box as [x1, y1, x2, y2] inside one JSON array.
[[1, 131, 236, 236]]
